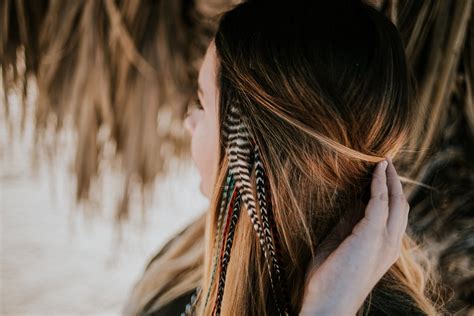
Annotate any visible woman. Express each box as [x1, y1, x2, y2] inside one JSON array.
[[124, 1, 442, 315]]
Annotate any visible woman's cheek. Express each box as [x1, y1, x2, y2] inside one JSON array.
[[190, 121, 210, 196], [205, 124, 219, 196]]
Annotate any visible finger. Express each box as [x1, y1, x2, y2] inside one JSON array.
[[399, 196, 410, 243], [365, 159, 389, 226], [386, 158, 407, 236], [399, 201, 409, 244]]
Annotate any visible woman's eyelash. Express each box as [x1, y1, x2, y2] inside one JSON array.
[[184, 98, 203, 118], [194, 97, 204, 110]]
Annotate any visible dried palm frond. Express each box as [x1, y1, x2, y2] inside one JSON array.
[[1, 0, 47, 131], [1, 0, 233, 220]]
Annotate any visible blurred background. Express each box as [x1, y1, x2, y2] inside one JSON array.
[[1, 0, 473, 315], [1, 84, 207, 314]]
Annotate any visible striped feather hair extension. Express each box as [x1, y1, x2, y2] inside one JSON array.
[[203, 173, 235, 310], [223, 103, 287, 314], [212, 186, 241, 316], [254, 145, 290, 315], [254, 144, 292, 315]]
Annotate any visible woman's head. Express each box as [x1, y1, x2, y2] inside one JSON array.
[[185, 0, 415, 198], [184, 0, 436, 315]]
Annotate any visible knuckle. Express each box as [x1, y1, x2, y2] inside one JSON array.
[[378, 192, 389, 201], [358, 217, 379, 234], [389, 193, 403, 199]]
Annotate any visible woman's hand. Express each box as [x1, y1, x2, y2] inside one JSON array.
[[299, 158, 410, 316]]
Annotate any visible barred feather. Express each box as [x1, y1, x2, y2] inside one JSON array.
[[223, 104, 282, 313], [213, 187, 241, 316], [254, 144, 291, 315], [203, 173, 235, 310]]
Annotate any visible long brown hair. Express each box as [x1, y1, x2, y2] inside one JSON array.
[[199, 1, 441, 314], [125, 1, 445, 315]]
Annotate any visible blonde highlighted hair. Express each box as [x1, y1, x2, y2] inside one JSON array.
[[126, 1, 447, 315]]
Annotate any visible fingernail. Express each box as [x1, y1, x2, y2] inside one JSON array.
[[380, 160, 388, 169]]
